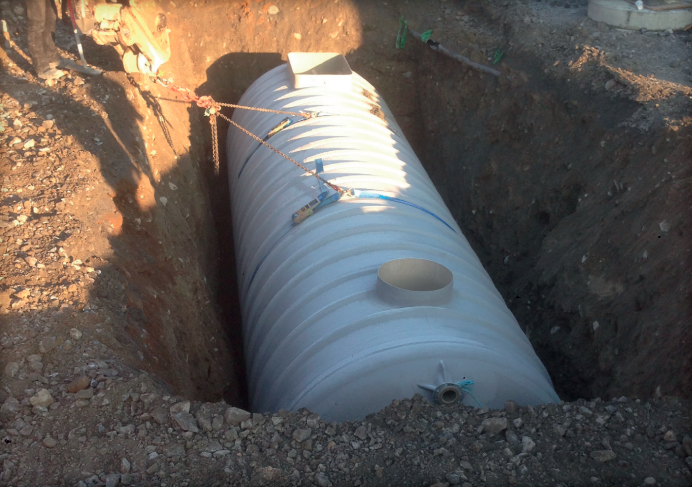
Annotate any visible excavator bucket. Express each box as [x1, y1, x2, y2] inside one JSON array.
[[91, 0, 171, 75]]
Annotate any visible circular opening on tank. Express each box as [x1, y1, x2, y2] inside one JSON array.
[[378, 258, 453, 292], [437, 384, 462, 405]]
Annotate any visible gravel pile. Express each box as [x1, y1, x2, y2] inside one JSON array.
[[1, 362, 691, 486]]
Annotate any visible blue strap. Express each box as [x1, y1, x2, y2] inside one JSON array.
[[353, 190, 456, 233], [314, 158, 325, 193], [247, 223, 295, 291], [314, 192, 341, 210], [246, 188, 455, 291]]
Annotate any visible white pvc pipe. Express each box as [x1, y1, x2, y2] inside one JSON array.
[[227, 56, 559, 422]]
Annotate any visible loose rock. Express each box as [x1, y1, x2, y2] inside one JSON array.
[[682, 435, 692, 457], [4, 362, 19, 378], [293, 428, 312, 442], [169, 400, 190, 414], [150, 406, 168, 425], [42, 437, 57, 448], [590, 450, 617, 462], [105, 473, 120, 487], [504, 400, 519, 414], [67, 376, 91, 393], [172, 411, 199, 432], [314, 472, 332, 487], [482, 417, 508, 436], [224, 407, 251, 425], [522, 436, 536, 453], [30, 389, 54, 408], [75, 388, 94, 400], [38, 336, 57, 353]]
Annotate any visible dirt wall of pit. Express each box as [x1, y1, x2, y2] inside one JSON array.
[[415, 48, 691, 401], [53, 68, 243, 404], [405, 4, 691, 402]]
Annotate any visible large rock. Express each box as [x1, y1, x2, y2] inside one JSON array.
[[354, 425, 368, 440], [105, 473, 120, 487], [505, 430, 519, 445], [224, 407, 251, 426]]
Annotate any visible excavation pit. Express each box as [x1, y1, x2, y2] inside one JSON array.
[[167, 1, 690, 410], [89, 0, 691, 409], [2, 0, 689, 420]]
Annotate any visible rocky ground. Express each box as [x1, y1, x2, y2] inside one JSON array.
[[1, 0, 691, 485], [2, 373, 692, 486]]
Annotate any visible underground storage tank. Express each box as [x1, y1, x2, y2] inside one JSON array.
[[226, 53, 559, 422]]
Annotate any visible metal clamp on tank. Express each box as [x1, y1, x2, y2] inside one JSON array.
[[292, 191, 328, 224]]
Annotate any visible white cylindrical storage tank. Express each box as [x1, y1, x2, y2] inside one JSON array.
[[227, 53, 559, 422]]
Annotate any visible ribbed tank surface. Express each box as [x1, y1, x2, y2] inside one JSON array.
[[227, 58, 559, 421]]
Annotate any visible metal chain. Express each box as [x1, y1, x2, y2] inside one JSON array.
[[209, 114, 219, 175], [217, 102, 316, 120], [216, 111, 345, 195], [155, 76, 315, 119], [154, 75, 344, 194]]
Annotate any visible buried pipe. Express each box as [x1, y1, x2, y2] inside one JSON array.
[[407, 28, 501, 77], [226, 53, 558, 422]]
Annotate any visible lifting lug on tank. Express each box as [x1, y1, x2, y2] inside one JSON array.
[[89, 0, 171, 75]]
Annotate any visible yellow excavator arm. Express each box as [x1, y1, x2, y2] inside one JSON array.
[[87, 0, 170, 75]]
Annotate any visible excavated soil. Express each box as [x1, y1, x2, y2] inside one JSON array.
[[0, 0, 691, 486]]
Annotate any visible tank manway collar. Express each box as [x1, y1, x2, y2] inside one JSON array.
[[376, 258, 453, 306], [287, 52, 353, 90]]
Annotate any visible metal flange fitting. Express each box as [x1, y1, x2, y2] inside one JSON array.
[[433, 382, 464, 405]]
